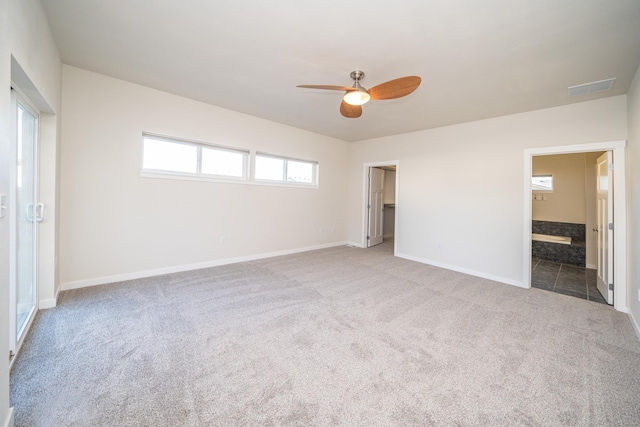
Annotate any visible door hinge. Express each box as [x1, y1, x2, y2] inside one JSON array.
[[9, 350, 14, 361], [608, 163, 614, 171], [368, 204, 371, 209], [366, 236, 370, 240], [608, 223, 614, 230], [609, 283, 614, 291]]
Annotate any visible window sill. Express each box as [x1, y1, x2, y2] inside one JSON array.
[[140, 170, 318, 189]]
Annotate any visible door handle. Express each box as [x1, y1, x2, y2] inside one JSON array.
[[35, 202, 44, 222], [25, 203, 34, 222]]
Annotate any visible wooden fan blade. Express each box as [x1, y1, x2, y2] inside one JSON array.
[[340, 100, 362, 118], [297, 84, 357, 91], [368, 76, 421, 100]]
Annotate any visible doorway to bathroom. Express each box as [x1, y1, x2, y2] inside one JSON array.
[[523, 141, 628, 313], [362, 161, 398, 254], [530, 151, 608, 304]]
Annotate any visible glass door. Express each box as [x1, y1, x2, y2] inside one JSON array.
[[10, 90, 40, 358]]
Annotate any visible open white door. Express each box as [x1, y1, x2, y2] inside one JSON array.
[[596, 151, 613, 305], [367, 167, 385, 247]]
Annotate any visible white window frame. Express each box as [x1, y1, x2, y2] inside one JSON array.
[[532, 174, 553, 192], [140, 133, 249, 183], [254, 152, 319, 187]]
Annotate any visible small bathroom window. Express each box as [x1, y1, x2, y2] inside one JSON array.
[[532, 175, 553, 191]]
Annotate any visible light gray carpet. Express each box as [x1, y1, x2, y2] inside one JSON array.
[[10, 240, 640, 426]]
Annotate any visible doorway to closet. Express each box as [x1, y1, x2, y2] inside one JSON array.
[[363, 161, 398, 253]]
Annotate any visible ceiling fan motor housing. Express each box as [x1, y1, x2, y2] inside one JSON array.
[[350, 70, 365, 83]]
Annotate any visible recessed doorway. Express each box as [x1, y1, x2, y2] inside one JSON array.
[[362, 161, 398, 254], [524, 141, 627, 313]]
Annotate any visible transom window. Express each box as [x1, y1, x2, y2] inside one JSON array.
[[141, 134, 318, 187], [255, 153, 317, 185], [532, 175, 553, 191], [142, 134, 248, 180]]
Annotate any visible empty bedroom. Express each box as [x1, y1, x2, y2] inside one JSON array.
[[1, 0, 640, 426]]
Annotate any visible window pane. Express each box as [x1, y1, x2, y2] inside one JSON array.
[[532, 175, 553, 191], [286, 160, 313, 183], [143, 138, 197, 173], [255, 156, 284, 181], [202, 148, 244, 177]]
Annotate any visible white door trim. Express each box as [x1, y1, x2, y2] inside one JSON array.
[[361, 160, 399, 254], [523, 140, 627, 313]]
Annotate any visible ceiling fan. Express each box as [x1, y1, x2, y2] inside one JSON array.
[[297, 71, 421, 118]]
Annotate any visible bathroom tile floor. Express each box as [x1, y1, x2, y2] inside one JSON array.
[[531, 258, 608, 304]]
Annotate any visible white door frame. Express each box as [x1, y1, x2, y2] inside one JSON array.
[[361, 160, 399, 254], [523, 140, 627, 313], [9, 87, 41, 365]]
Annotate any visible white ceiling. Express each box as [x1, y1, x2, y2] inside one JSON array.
[[41, 0, 640, 142]]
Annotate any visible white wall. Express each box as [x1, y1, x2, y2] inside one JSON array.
[[0, 2, 11, 424], [9, 0, 62, 310], [627, 64, 640, 337], [59, 66, 349, 288], [347, 96, 627, 286], [1, 0, 62, 425]]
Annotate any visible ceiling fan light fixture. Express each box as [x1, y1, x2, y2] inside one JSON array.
[[343, 88, 371, 106]]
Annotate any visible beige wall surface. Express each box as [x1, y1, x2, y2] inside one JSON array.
[[532, 153, 587, 224], [627, 64, 640, 336], [347, 96, 627, 286], [59, 66, 349, 287], [383, 170, 396, 237]]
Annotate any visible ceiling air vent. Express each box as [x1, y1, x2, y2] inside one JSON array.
[[568, 78, 616, 97]]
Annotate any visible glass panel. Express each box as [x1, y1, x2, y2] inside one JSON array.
[[16, 102, 37, 337], [286, 160, 314, 184], [202, 148, 245, 177], [143, 138, 197, 173], [532, 175, 553, 191], [255, 156, 284, 181]]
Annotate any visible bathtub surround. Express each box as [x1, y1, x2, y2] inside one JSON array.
[[532, 220, 586, 267], [532, 220, 586, 240], [532, 234, 572, 245], [10, 242, 640, 426]]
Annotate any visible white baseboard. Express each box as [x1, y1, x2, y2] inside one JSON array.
[[586, 263, 597, 270], [39, 286, 60, 309], [396, 252, 524, 288], [3, 408, 14, 427], [383, 233, 395, 239], [61, 241, 349, 291], [630, 310, 640, 342], [346, 241, 364, 248]]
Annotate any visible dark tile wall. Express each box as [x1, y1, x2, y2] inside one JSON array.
[[532, 220, 586, 267], [532, 220, 585, 241]]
